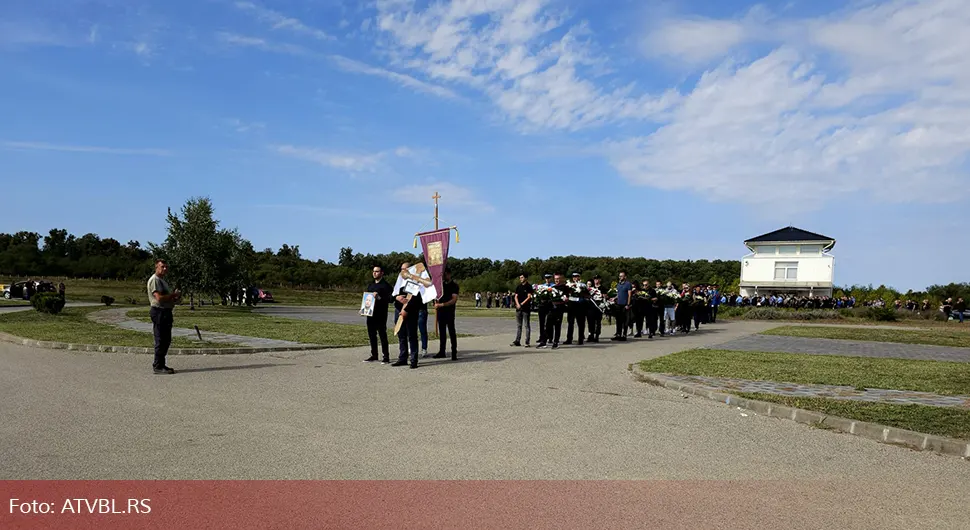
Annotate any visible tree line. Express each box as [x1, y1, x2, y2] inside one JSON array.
[[1, 197, 966, 305]]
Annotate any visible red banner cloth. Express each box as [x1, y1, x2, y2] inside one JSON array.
[[417, 228, 450, 298]]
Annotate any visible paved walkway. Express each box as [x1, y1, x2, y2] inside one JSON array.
[[3, 318, 969, 525], [88, 307, 310, 348], [659, 374, 970, 409], [255, 305, 520, 337], [713, 334, 970, 362]]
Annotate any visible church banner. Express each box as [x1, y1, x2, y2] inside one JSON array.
[[417, 228, 451, 297]]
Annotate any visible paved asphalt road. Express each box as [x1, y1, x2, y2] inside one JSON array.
[[1, 312, 968, 527], [255, 305, 526, 337]]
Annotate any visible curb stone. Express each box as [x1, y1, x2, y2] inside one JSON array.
[[0, 331, 328, 355], [629, 364, 970, 460]]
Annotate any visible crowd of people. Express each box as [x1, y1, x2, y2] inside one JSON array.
[[507, 272, 725, 348]]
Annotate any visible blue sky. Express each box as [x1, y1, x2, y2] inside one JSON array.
[[1, 0, 968, 292]]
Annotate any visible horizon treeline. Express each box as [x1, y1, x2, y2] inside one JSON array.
[[1, 228, 967, 304]]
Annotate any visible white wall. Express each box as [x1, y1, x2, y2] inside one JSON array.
[[740, 244, 834, 285]]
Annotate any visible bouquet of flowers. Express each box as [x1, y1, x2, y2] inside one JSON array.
[[658, 288, 681, 307], [533, 284, 568, 306], [566, 281, 590, 302]]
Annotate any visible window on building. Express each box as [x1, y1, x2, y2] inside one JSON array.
[[774, 261, 798, 281], [778, 245, 797, 255], [800, 245, 821, 254], [756, 245, 776, 255]]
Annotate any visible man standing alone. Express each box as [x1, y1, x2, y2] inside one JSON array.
[[147, 259, 181, 374], [511, 273, 534, 347], [434, 268, 460, 360], [364, 265, 393, 363]]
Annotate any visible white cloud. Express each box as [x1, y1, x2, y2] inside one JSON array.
[[1, 141, 172, 156], [233, 1, 331, 41], [272, 144, 418, 172], [641, 18, 747, 64], [217, 32, 314, 57], [392, 182, 494, 213], [330, 55, 460, 100], [227, 118, 265, 133], [605, 0, 970, 208], [374, 0, 680, 131]]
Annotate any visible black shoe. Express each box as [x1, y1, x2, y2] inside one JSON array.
[[563, 340, 573, 345], [433, 352, 446, 359], [391, 360, 408, 367], [364, 355, 378, 362], [153, 367, 175, 375], [382, 358, 390, 364], [634, 333, 642, 338], [451, 354, 457, 361], [552, 343, 559, 349], [536, 343, 547, 349], [511, 342, 521, 347], [410, 363, 418, 369]]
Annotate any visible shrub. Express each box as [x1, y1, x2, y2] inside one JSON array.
[[865, 306, 897, 322], [124, 296, 140, 305], [716, 306, 751, 319], [31, 293, 65, 315], [742, 308, 842, 321], [101, 295, 115, 306]]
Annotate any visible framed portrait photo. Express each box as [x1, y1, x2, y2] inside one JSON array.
[[360, 292, 376, 317]]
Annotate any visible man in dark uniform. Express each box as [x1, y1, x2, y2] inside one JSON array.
[[587, 275, 605, 342], [535, 273, 554, 347], [538, 273, 567, 349], [564, 272, 586, 345], [364, 265, 393, 363], [392, 277, 424, 369], [434, 268, 460, 360]]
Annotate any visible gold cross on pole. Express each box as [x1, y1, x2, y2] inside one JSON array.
[[432, 191, 440, 230]]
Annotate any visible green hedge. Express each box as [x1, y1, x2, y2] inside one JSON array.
[[31, 292, 66, 315]]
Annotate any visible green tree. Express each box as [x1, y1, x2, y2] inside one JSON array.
[[149, 197, 252, 309]]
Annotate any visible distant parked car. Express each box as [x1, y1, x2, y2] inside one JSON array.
[[3, 280, 56, 299]]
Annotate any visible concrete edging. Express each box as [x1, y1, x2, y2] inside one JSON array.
[[0, 331, 327, 355], [630, 364, 970, 460]]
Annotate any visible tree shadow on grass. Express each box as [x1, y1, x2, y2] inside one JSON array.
[[175, 363, 297, 373]]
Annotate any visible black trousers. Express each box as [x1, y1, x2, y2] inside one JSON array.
[[366, 311, 389, 359], [537, 307, 549, 344], [587, 306, 602, 339], [646, 306, 659, 336], [711, 305, 719, 323], [150, 307, 173, 369], [545, 305, 565, 345], [566, 302, 586, 344], [615, 306, 628, 337], [631, 302, 644, 335], [438, 311, 457, 357]]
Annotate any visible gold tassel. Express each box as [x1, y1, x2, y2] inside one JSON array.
[[454, 228, 460, 243], [413, 237, 418, 248]]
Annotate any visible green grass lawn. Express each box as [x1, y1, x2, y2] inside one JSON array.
[[640, 349, 970, 395], [639, 348, 970, 439], [126, 306, 371, 347], [0, 307, 234, 348], [762, 325, 970, 348], [735, 393, 970, 441]]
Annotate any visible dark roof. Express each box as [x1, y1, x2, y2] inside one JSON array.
[[745, 226, 834, 244]]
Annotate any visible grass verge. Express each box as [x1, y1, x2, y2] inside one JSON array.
[[639, 349, 970, 395], [0, 307, 234, 349], [126, 306, 370, 347], [734, 393, 970, 441], [762, 325, 970, 348]]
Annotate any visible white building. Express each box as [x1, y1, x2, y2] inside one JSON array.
[[739, 226, 836, 298]]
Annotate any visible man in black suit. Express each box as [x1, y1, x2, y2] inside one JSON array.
[[434, 268, 460, 360], [364, 265, 393, 363]]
